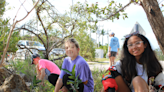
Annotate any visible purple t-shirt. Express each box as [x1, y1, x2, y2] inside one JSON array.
[[59, 55, 94, 92]]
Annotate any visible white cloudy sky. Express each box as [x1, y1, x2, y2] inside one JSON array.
[[4, 0, 164, 49]]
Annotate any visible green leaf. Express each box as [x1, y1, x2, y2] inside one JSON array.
[[72, 65, 76, 76], [33, 76, 36, 84], [62, 69, 72, 75], [36, 80, 42, 84], [67, 80, 75, 85], [68, 75, 75, 79], [109, 1, 114, 6]]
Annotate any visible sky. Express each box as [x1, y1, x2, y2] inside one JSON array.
[[4, 0, 164, 50]]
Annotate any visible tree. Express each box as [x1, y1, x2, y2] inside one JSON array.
[[0, 0, 20, 60], [154, 48, 164, 60], [75, 30, 96, 61], [0, 0, 40, 66], [0, 19, 20, 59], [138, 0, 164, 54], [100, 29, 105, 45], [16, 1, 74, 59], [0, 0, 6, 16], [71, 1, 130, 48], [15, 0, 101, 60]]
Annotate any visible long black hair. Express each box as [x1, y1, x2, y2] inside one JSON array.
[[120, 33, 162, 83]]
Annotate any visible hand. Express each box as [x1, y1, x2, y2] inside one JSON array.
[[149, 85, 156, 92], [36, 75, 39, 79], [108, 52, 111, 57], [39, 81, 45, 86], [59, 86, 68, 92]]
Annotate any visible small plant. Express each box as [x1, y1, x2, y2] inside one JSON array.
[[30, 75, 42, 89], [62, 65, 82, 92], [92, 68, 105, 92]]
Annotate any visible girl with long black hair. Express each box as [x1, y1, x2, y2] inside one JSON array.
[[101, 32, 163, 92]]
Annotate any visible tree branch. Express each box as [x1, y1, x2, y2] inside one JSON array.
[[17, 27, 46, 47], [87, 1, 132, 22], [0, 0, 40, 66], [17, 44, 33, 54], [17, 44, 44, 53], [49, 34, 73, 53], [51, 55, 67, 61]]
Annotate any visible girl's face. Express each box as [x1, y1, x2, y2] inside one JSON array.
[[33, 57, 39, 65], [65, 42, 79, 60], [127, 35, 146, 60]]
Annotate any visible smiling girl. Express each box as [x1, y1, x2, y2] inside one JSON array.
[[55, 38, 94, 92], [101, 32, 163, 92]]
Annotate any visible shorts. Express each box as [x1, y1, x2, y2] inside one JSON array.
[[109, 51, 117, 57], [48, 73, 59, 86]]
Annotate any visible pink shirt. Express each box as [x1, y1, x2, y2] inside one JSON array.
[[39, 59, 60, 75]]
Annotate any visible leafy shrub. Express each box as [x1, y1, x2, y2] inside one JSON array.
[[154, 48, 164, 61], [9, 58, 36, 82], [75, 30, 96, 61], [92, 68, 105, 92], [97, 44, 108, 58]]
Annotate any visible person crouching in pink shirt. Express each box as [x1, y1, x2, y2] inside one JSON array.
[[31, 53, 61, 86]]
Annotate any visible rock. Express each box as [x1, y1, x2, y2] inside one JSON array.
[[25, 82, 31, 87], [19, 72, 31, 82], [0, 74, 30, 92], [0, 67, 11, 86]]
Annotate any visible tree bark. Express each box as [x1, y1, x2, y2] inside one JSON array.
[[140, 0, 164, 53]]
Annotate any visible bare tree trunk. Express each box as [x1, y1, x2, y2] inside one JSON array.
[[140, 0, 164, 53]]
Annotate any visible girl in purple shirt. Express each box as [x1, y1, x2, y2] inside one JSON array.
[[55, 38, 94, 92]]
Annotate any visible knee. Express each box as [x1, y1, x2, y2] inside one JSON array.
[[132, 76, 142, 84], [132, 76, 148, 92]]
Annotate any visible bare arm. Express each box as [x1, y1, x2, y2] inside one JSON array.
[[54, 78, 63, 92], [36, 64, 41, 79], [117, 48, 119, 55], [108, 46, 111, 52], [39, 68, 45, 81]]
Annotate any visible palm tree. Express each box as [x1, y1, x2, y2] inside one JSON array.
[[101, 29, 105, 45]]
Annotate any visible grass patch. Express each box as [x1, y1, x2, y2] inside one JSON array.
[[92, 68, 105, 92], [94, 58, 109, 62]]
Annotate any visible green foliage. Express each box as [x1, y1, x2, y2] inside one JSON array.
[[92, 68, 105, 92], [74, 30, 96, 61], [32, 80, 54, 92], [31, 75, 42, 89], [72, 1, 128, 24], [0, 19, 20, 59], [9, 57, 56, 92], [154, 48, 164, 61], [9, 57, 36, 82], [0, 0, 6, 16], [97, 44, 108, 58], [62, 65, 82, 92]]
